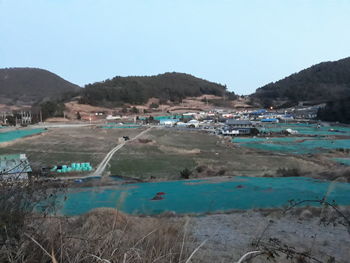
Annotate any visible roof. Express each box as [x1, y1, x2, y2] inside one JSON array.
[[159, 118, 179, 123], [226, 119, 252, 125], [0, 153, 32, 175], [261, 118, 279, 122], [251, 109, 267, 115]]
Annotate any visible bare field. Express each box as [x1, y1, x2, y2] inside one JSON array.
[[0, 127, 330, 179], [0, 127, 145, 170], [109, 128, 327, 180], [190, 208, 350, 263]]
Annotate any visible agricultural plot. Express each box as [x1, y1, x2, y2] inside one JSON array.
[[0, 127, 145, 171], [109, 128, 327, 180]]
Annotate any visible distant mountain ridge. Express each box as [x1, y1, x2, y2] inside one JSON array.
[[252, 57, 350, 106], [80, 72, 236, 106], [0, 68, 80, 105]]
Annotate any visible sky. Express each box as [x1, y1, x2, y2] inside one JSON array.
[[1, 0, 350, 95]]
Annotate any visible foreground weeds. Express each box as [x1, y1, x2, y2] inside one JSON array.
[[1, 208, 192, 263]]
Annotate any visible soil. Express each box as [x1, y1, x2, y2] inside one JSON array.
[[189, 209, 350, 262]]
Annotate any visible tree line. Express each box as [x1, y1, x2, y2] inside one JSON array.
[[79, 72, 236, 106]]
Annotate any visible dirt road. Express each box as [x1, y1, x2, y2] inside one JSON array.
[[92, 128, 152, 177], [50, 127, 152, 180]]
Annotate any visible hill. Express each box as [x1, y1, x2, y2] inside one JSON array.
[[80, 72, 236, 106], [317, 97, 350, 124], [0, 68, 80, 105], [252, 57, 350, 107]]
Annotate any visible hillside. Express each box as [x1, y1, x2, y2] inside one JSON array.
[[0, 68, 80, 105], [252, 57, 350, 107], [80, 72, 236, 106]]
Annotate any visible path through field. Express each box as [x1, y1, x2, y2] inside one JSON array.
[[92, 127, 152, 177]]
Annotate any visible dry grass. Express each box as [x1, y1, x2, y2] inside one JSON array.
[[3, 208, 193, 263]]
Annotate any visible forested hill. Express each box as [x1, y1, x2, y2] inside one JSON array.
[[80, 72, 236, 106], [0, 68, 80, 105], [252, 57, 350, 106]]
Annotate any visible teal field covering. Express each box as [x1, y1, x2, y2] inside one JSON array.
[[261, 123, 350, 136], [238, 138, 350, 154], [0, 128, 45, 143], [332, 158, 350, 166], [57, 177, 350, 216], [233, 123, 350, 154]]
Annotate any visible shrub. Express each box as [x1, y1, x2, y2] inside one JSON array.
[[217, 168, 226, 176], [150, 103, 159, 109], [0, 175, 66, 262], [180, 168, 192, 179], [131, 106, 139, 114], [7, 209, 192, 263], [195, 165, 207, 173], [276, 168, 301, 177]]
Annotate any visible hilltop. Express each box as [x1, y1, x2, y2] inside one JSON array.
[[79, 72, 237, 107], [252, 57, 350, 107], [0, 68, 80, 106]]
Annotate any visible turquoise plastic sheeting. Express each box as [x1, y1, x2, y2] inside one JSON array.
[[332, 158, 350, 166], [55, 176, 350, 216], [240, 138, 350, 154], [0, 128, 45, 143], [261, 123, 350, 136], [233, 137, 311, 143]]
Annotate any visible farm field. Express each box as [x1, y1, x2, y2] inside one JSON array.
[[1, 126, 346, 181], [109, 128, 330, 180], [0, 126, 145, 171]]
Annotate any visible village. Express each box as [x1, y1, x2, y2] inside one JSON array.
[[1, 100, 349, 182], [2, 1, 350, 261]]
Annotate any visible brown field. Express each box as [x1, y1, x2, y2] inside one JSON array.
[[0, 126, 336, 180], [0, 126, 145, 170], [109, 128, 328, 180]]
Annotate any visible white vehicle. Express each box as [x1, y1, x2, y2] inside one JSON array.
[[106, 115, 121, 120], [187, 120, 200, 128], [221, 129, 239, 135]]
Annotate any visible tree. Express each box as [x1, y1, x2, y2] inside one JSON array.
[[180, 168, 192, 179], [6, 115, 16, 126], [150, 103, 159, 109], [40, 101, 65, 120], [76, 111, 81, 120], [80, 73, 229, 106], [131, 106, 139, 114]]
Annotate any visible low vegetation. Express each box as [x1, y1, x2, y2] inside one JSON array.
[[109, 129, 327, 180], [0, 173, 193, 263]]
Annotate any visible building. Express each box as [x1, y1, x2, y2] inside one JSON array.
[[0, 154, 32, 180], [261, 118, 279, 123], [222, 120, 256, 135], [187, 119, 200, 128], [160, 118, 179, 126]]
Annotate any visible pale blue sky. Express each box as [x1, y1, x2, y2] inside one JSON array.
[[1, 0, 350, 94]]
